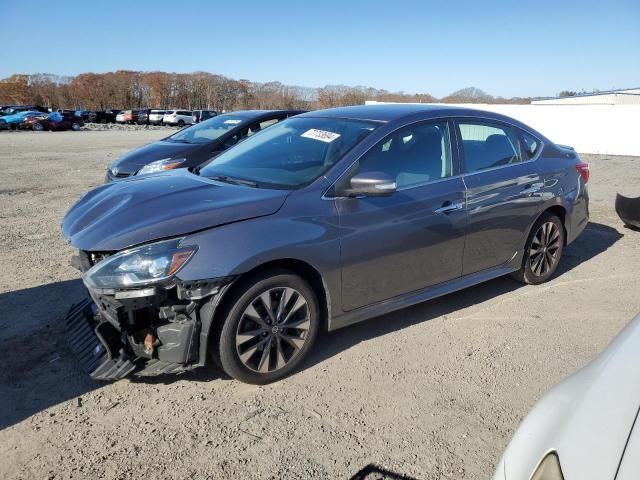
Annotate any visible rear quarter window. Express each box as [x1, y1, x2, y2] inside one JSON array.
[[519, 130, 541, 160], [458, 122, 521, 173]]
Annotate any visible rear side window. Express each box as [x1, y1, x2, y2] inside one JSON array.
[[458, 122, 521, 173], [357, 121, 452, 188], [178, 110, 191, 116], [520, 130, 541, 160]]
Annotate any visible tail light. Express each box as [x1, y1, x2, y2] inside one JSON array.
[[576, 162, 590, 184]]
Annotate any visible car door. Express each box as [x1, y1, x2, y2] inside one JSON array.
[[455, 119, 547, 275], [336, 120, 467, 311]]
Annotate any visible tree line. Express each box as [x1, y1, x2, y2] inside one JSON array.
[[0, 71, 531, 112]]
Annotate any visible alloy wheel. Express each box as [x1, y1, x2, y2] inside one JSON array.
[[235, 287, 310, 373], [529, 221, 562, 277]]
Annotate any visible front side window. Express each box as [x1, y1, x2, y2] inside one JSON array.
[[458, 122, 521, 173], [356, 121, 452, 188], [199, 117, 379, 189]]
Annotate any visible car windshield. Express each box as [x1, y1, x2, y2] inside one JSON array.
[[166, 114, 250, 144], [199, 117, 379, 189]]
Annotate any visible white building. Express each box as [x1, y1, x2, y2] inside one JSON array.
[[365, 100, 640, 156], [532, 88, 640, 105]]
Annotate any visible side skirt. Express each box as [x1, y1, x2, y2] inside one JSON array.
[[329, 265, 517, 331]]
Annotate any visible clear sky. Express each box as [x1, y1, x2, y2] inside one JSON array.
[[1, 0, 638, 98]]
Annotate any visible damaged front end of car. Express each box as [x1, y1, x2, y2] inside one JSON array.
[[65, 238, 233, 380]]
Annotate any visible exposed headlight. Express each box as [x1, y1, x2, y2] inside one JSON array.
[[531, 452, 564, 480], [83, 238, 197, 289], [138, 158, 186, 176]]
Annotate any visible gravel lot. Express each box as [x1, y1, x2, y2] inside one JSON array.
[[0, 130, 639, 479]]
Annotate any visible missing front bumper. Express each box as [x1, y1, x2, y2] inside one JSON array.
[[65, 298, 198, 380], [65, 298, 136, 380]]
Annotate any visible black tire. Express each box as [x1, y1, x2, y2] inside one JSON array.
[[214, 270, 320, 384], [71, 123, 81, 131], [511, 213, 565, 285], [177, 120, 185, 127], [32, 122, 44, 132]]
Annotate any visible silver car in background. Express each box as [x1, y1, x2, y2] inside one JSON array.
[[494, 313, 640, 480]]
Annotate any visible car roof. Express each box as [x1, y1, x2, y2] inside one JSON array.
[[297, 104, 508, 123], [219, 109, 306, 119]]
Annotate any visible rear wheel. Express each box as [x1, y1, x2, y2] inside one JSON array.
[[32, 122, 44, 131], [512, 213, 565, 285], [215, 271, 320, 384], [177, 120, 185, 127]]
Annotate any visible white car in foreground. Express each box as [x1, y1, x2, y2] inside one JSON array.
[[494, 313, 640, 480]]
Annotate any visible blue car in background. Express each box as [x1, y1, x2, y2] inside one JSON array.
[[0, 110, 46, 129]]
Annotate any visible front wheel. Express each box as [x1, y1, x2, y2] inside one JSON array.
[[215, 271, 320, 384], [177, 120, 185, 127], [32, 122, 44, 131], [512, 213, 565, 285], [71, 123, 81, 131]]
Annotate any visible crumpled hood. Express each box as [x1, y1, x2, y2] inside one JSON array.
[[111, 140, 202, 174], [62, 170, 289, 251]]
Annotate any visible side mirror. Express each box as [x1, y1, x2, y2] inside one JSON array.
[[346, 172, 396, 197]]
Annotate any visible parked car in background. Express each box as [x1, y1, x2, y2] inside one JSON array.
[[163, 109, 193, 127], [494, 312, 640, 480], [26, 112, 84, 131], [75, 110, 95, 122], [192, 109, 217, 123], [66, 105, 589, 384], [136, 109, 151, 125], [93, 110, 121, 124], [148, 109, 166, 125], [0, 110, 46, 129], [115, 110, 139, 124], [0, 105, 49, 116], [105, 109, 303, 181]]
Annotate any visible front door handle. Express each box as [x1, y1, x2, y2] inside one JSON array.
[[435, 200, 465, 214], [520, 182, 544, 195]]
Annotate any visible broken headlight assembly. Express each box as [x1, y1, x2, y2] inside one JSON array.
[[83, 238, 196, 289]]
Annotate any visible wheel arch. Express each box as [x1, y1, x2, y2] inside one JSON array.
[[514, 203, 568, 271], [541, 204, 568, 245], [198, 258, 331, 366]]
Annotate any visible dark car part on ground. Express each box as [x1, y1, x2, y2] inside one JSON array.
[[616, 193, 640, 229], [64, 105, 590, 384]]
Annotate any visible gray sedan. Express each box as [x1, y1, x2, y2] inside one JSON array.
[[62, 104, 590, 384]]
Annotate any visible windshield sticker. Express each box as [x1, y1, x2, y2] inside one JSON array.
[[223, 119, 242, 125], [301, 129, 341, 143]]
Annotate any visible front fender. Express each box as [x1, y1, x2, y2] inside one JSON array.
[[176, 187, 342, 362]]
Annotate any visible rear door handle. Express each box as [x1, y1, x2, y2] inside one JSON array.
[[520, 182, 544, 195], [435, 200, 465, 214]]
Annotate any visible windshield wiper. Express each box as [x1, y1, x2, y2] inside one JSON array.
[[208, 175, 258, 188]]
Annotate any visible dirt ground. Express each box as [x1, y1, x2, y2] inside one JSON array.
[[0, 130, 638, 480]]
